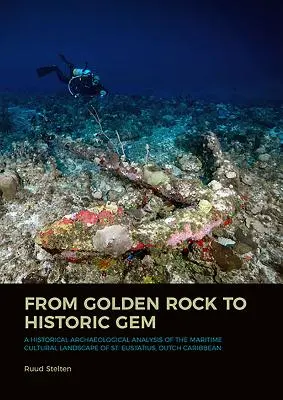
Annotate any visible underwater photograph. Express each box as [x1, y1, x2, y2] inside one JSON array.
[[0, 0, 282, 284]]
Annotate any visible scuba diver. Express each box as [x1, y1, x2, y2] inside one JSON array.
[[36, 54, 108, 98]]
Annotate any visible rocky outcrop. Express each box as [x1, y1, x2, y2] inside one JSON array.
[[0, 170, 21, 200]]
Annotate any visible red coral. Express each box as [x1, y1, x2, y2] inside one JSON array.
[[223, 217, 233, 226], [117, 207, 124, 216], [40, 229, 54, 237], [71, 207, 124, 226], [131, 242, 147, 251], [98, 209, 115, 225], [75, 210, 99, 225], [167, 219, 223, 247], [58, 217, 74, 225], [131, 242, 154, 251]]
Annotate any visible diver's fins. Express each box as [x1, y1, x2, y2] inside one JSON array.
[[36, 66, 57, 78], [58, 54, 68, 63]]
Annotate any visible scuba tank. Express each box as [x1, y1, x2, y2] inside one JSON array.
[[72, 68, 92, 77]]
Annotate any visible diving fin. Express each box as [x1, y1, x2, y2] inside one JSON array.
[[36, 66, 57, 78]]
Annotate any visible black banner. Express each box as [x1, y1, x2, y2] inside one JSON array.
[[1, 284, 281, 384]]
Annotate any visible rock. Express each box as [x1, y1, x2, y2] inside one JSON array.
[[142, 164, 170, 186], [92, 191, 103, 199], [241, 174, 253, 186], [248, 203, 263, 215], [245, 217, 253, 228], [234, 228, 258, 250], [0, 161, 6, 171], [127, 208, 146, 221], [256, 146, 266, 154], [35, 245, 53, 262], [252, 220, 266, 234], [107, 190, 121, 202], [0, 170, 21, 200], [225, 171, 237, 179], [177, 153, 202, 173], [143, 196, 164, 213], [142, 255, 155, 268], [234, 242, 253, 255], [208, 180, 222, 191], [258, 153, 271, 162], [211, 241, 243, 271], [22, 272, 48, 284], [164, 164, 183, 177], [92, 225, 133, 256]]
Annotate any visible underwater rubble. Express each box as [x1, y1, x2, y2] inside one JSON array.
[[0, 93, 282, 283]]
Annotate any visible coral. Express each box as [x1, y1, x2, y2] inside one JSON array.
[[142, 164, 170, 186], [198, 199, 212, 215], [35, 203, 126, 252], [177, 153, 203, 174], [92, 225, 133, 256], [167, 219, 222, 247], [36, 201, 226, 257], [203, 132, 239, 186], [74, 210, 99, 225]]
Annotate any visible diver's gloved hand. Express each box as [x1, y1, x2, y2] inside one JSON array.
[[100, 90, 107, 97]]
